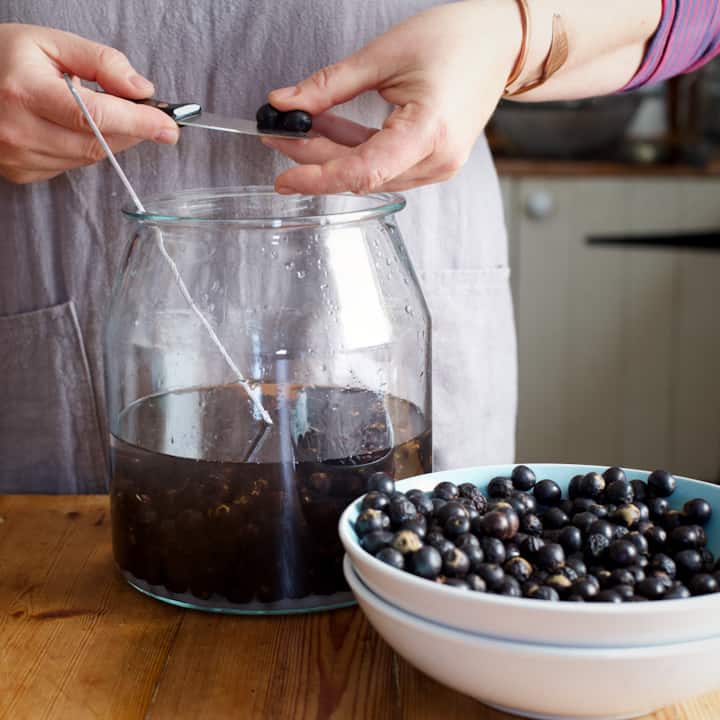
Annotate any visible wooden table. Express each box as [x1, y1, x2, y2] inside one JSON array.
[[2, 496, 719, 720]]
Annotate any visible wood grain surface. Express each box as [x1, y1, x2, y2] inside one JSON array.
[[1, 495, 719, 720]]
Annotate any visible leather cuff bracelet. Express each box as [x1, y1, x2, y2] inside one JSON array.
[[504, 0, 570, 97]]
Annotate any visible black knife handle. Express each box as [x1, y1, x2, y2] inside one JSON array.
[[133, 98, 201, 122]]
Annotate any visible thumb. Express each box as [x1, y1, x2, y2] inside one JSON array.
[[268, 50, 383, 115], [39, 28, 154, 98]]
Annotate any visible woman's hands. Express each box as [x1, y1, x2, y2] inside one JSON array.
[[262, 1, 522, 195], [0, 23, 179, 184]]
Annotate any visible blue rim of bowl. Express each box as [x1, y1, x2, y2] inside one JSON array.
[[338, 463, 720, 616], [343, 554, 720, 655]]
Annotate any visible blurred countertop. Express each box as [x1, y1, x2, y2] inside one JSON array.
[[494, 156, 720, 177], [489, 128, 720, 177]]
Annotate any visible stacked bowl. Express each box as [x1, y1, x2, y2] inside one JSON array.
[[339, 465, 720, 720]]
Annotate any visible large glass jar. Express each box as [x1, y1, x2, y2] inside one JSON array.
[[105, 187, 431, 614]]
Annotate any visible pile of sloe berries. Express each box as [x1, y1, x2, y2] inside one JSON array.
[[256, 103, 312, 133], [353, 466, 719, 602]]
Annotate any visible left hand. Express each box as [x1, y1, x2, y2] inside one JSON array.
[[262, 0, 522, 195]]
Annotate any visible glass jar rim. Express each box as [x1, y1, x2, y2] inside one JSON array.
[[122, 185, 406, 228]]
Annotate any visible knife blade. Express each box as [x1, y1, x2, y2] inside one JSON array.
[[134, 99, 310, 140], [178, 111, 309, 139]]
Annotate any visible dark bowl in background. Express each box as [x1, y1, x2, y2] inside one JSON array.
[[491, 95, 643, 159]]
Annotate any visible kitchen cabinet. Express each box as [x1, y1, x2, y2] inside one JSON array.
[[501, 176, 720, 482]]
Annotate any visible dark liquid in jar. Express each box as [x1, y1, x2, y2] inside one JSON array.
[[110, 384, 431, 611]]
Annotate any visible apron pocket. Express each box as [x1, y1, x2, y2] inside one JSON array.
[[0, 301, 107, 493], [424, 268, 518, 470]]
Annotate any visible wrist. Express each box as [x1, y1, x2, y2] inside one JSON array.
[[468, 0, 558, 92], [502, 0, 663, 99], [467, 0, 526, 84]]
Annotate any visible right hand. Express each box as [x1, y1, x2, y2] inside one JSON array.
[[262, 0, 521, 195], [0, 23, 180, 184]]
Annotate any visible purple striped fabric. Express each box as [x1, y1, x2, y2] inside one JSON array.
[[625, 0, 720, 90]]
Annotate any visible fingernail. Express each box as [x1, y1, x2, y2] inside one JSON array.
[[154, 127, 180, 144], [270, 85, 299, 100], [276, 184, 295, 194], [130, 74, 154, 92]]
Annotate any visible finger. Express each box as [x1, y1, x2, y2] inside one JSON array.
[[49, 130, 141, 163], [276, 158, 449, 196], [33, 81, 179, 143], [3, 113, 141, 161], [268, 48, 385, 115], [56, 134, 140, 167], [0, 154, 66, 184], [374, 153, 464, 192], [377, 171, 453, 193], [38, 28, 155, 97], [261, 135, 354, 166], [1, 134, 138, 183], [311, 112, 377, 146], [274, 103, 437, 195]]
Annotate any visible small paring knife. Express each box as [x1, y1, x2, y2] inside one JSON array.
[[134, 98, 310, 140]]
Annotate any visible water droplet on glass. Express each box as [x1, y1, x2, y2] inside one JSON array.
[[270, 249, 279, 259], [405, 305, 413, 315], [320, 283, 328, 291], [385, 258, 392, 266], [284, 261, 295, 271], [296, 270, 306, 279]]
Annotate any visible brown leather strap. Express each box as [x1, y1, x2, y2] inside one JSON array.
[[504, 0, 531, 90], [504, 4, 570, 98]]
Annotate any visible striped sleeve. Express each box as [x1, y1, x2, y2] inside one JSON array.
[[624, 0, 720, 90]]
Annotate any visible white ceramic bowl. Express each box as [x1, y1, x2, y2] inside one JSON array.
[[339, 464, 720, 647], [344, 555, 720, 720]]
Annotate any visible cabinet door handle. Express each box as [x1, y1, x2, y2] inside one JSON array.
[[587, 231, 720, 250], [525, 191, 555, 220]]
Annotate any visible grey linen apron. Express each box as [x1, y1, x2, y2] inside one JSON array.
[[0, 0, 517, 492]]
